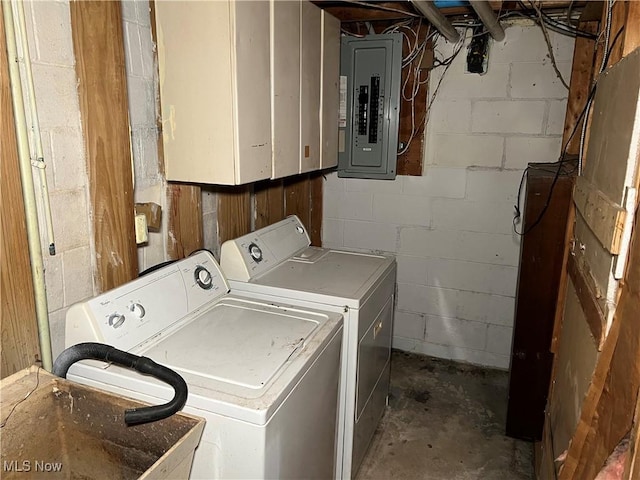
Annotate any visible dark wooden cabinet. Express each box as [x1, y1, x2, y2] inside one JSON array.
[[506, 161, 575, 441]]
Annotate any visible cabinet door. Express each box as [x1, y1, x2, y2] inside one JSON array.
[[156, 1, 236, 184], [231, 0, 272, 184], [300, 1, 321, 173], [320, 11, 340, 169], [270, 0, 301, 179]]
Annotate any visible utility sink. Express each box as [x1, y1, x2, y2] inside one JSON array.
[[1, 366, 204, 479]]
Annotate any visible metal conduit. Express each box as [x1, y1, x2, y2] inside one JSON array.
[[410, 1, 460, 43], [469, 0, 505, 41]]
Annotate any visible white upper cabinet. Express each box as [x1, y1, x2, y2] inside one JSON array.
[[156, 0, 340, 185]]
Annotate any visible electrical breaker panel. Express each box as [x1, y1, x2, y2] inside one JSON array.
[[338, 34, 403, 180]]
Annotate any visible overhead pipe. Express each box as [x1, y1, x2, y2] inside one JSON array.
[[469, 0, 505, 41], [410, 1, 460, 43], [14, 0, 56, 256], [2, 1, 53, 371]]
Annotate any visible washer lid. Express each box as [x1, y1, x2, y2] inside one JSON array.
[[253, 249, 393, 302], [143, 299, 318, 391]]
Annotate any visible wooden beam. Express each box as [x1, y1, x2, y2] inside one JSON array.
[[623, 1, 640, 58], [626, 388, 640, 479], [70, 0, 137, 292], [285, 174, 312, 229], [562, 21, 598, 155], [217, 186, 251, 244], [150, 1, 203, 261], [573, 176, 626, 254], [166, 184, 203, 258], [0, 10, 41, 377], [254, 180, 285, 230], [567, 254, 606, 350]]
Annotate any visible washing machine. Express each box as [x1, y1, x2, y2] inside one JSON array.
[[63, 251, 343, 480], [220, 215, 396, 479]]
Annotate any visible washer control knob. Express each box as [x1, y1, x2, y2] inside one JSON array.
[[108, 313, 126, 329], [296, 226, 305, 234], [130, 303, 146, 319], [194, 265, 213, 290], [248, 243, 263, 262]]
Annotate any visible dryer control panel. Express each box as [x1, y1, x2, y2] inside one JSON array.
[[220, 215, 311, 281], [65, 251, 229, 352]]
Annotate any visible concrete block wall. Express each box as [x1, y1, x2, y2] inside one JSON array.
[[19, 0, 176, 359], [323, 22, 574, 369]]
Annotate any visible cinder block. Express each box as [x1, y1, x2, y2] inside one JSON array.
[[121, 1, 138, 22], [393, 311, 426, 340], [323, 171, 345, 192], [372, 193, 430, 226], [428, 99, 472, 133], [343, 220, 397, 252], [430, 133, 503, 168], [50, 189, 90, 251], [465, 169, 525, 203], [426, 258, 518, 297], [126, 77, 155, 127], [139, 26, 155, 78], [546, 99, 568, 135], [44, 253, 64, 312], [456, 290, 515, 326], [504, 136, 563, 169], [32, 64, 82, 129], [345, 177, 403, 194], [439, 63, 509, 99], [425, 315, 487, 351], [510, 62, 570, 99], [491, 25, 551, 64], [31, 1, 74, 66], [135, 0, 152, 27], [402, 167, 466, 198], [63, 246, 94, 306], [432, 198, 516, 234], [124, 22, 144, 77], [486, 324, 514, 356], [400, 227, 520, 266], [50, 128, 87, 191], [203, 212, 218, 259], [48, 308, 68, 360], [321, 218, 344, 248], [472, 100, 546, 134], [460, 349, 510, 369], [324, 191, 373, 221], [549, 30, 576, 64], [395, 255, 429, 285], [396, 283, 458, 317], [201, 188, 217, 215]]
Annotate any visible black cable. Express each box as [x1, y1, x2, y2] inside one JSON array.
[[513, 26, 624, 236]]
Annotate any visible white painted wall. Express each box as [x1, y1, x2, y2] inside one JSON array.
[[18, 0, 210, 359], [323, 23, 574, 369]]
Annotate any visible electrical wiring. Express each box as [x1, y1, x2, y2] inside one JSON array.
[[512, 26, 626, 236]]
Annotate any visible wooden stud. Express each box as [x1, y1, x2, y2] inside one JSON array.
[[284, 174, 312, 229], [70, 0, 137, 291], [217, 186, 251, 244], [623, 1, 640, 58], [150, 1, 203, 260], [0, 10, 41, 378], [254, 180, 285, 230], [166, 185, 204, 258], [566, 254, 606, 350], [561, 21, 598, 155]]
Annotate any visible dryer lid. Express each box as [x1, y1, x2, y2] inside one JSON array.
[[142, 299, 319, 391]]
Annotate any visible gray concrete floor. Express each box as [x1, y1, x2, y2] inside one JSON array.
[[357, 351, 534, 480]]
